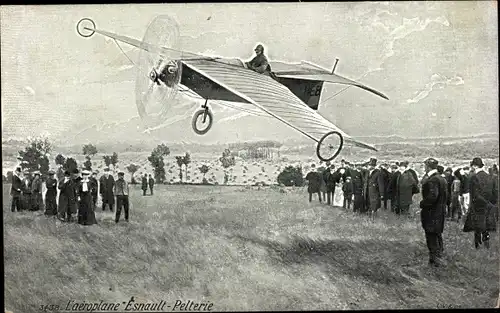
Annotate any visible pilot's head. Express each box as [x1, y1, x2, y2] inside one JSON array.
[[254, 44, 264, 55]]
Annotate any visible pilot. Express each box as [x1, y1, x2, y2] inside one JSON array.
[[246, 44, 271, 75]]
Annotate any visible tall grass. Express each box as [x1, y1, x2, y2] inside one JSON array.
[[3, 184, 498, 312]]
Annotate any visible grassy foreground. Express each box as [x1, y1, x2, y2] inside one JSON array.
[[3, 183, 499, 311]]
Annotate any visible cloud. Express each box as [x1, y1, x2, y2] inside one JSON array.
[[406, 74, 464, 104]]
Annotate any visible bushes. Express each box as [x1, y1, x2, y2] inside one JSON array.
[[277, 165, 304, 187]]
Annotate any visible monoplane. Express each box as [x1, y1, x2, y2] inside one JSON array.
[[76, 15, 389, 161]]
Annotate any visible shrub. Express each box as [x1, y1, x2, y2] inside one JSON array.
[[277, 165, 304, 187]]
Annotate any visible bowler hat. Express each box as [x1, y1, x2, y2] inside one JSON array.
[[118, 171, 125, 175], [470, 157, 484, 168], [424, 158, 439, 169]]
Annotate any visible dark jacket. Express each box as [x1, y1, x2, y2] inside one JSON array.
[[395, 170, 419, 207], [10, 174, 23, 196], [99, 174, 115, 205], [89, 177, 98, 195], [148, 177, 155, 188], [58, 177, 79, 214], [305, 171, 322, 193], [420, 171, 448, 233], [363, 168, 385, 210], [350, 169, 364, 196], [342, 180, 354, 195], [463, 170, 498, 232], [247, 54, 269, 74], [323, 170, 339, 191], [142, 176, 148, 190]]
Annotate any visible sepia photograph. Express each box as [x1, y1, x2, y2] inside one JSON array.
[[2, 1, 499, 311]]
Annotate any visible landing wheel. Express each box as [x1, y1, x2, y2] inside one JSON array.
[[76, 18, 96, 38], [316, 131, 344, 162], [192, 108, 214, 135]]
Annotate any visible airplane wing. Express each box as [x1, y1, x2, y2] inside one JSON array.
[[182, 59, 377, 152], [271, 61, 389, 100]]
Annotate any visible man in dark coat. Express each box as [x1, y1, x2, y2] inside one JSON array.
[[444, 167, 454, 218], [44, 170, 58, 216], [305, 166, 322, 203], [10, 167, 23, 212], [363, 158, 385, 218], [323, 165, 339, 206], [141, 173, 148, 196], [419, 158, 448, 267], [99, 168, 115, 211], [148, 174, 155, 196], [379, 163, 391, 210], [388, 163, 400, 213], [463, 157, 498, 249], [58, 170, 79, 222], [89, 171, 99, 208], [394, 161, 419, 216], [351, 164, 365, 213], [342, 176, 354, 209], [115, 171, 130, 223], [21, 171, 32, 211], [30, 171, 43, 211]]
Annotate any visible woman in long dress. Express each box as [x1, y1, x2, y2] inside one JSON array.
[[77, 170, 97, 225]]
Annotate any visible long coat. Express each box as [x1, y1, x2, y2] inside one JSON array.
[[10, 174, 23, 197], [99, 175, 115, 205], [44, 177, 58, 216], [463, 170, 498, 232], [379, 168, 391, 199], [21, 177, 32, 210], [363, 168, 385, 211], [141, 176, 148, 190], [351, 170, 364, 196], [58, 178, 78, 215], [395, 170, 419, 207], [419, 171, 448, 233], [305, 171, 322, 193], [77, 181, 97, 225], [31, 177, 44, 211]]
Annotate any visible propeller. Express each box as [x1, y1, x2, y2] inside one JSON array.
[[135, 15, 183, 128]]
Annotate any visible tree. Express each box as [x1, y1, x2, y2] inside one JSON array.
[[277, 166, 304, 187], [219, 148, 236, 184], [111, 152, 119, 169], [183, 152, 191, 181], [17, 136, 52, 177], [82, 144, 98, 158], [126, 164, 140, 184], [199, 164, 210, 184], [175, 156, 184, 183], [55, 154, 66, 167], [147, 144, 170, 183], [103, 155, 112, 168], [64, 157, 79, 173]]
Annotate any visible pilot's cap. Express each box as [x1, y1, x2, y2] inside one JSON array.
[[254, 44, 264, 52]]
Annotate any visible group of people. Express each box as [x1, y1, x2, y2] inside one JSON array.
[[9, 167, 156, 225], [306, 156, 499, 267]]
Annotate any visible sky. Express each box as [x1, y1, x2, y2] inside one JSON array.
[[1, 2, 498, 145]]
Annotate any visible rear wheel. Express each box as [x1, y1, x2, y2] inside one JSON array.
[[316, 131, 343, 162], [192, 108, 214, 135]]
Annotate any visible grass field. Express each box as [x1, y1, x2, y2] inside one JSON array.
[[3, 183, 499, 312]]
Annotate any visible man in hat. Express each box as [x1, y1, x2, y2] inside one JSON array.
[[393, 161, 419, 216], [21, 170, 33, 211], [388, 163, 400, 213], [305, 165, 323, 203], [463, 157, 498, 249], [351, 163, 365, 213], [10, 167, 23, 212], [30, 171, 43, 211], [379, 163, 391, 210], [323, 165, 340, 206], [148, 174, 155, 196], [89, 171, 99, 208], [99, 168, 115, 212], [444, 167, 454, 218], [141, 173, 148, 196], [58, 170, 79, 222], [363, 158, 385, 218], [245, 44, 271, 75], [419, 158, 448, 267], [44, 170, 58, 216], [114, 171, 130, 223]]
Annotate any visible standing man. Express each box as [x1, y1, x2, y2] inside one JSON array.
[[463, 157, 498, 249], [58, 170, 79, 222], [148, 174, 155, 196], [419, 158, 448, 267], [351, 164, 365, 213], [114, 171, 130, 223], [141, 173, 148, 196], [21, 170, 32, 211], [394, 161, 419, 216], [305, 165, 322, 203], [99, 168, 115, 212], [461, 167, 471, 216], [388, 163, 400, 213], [379, 163, 391, 210], [444, 167, 454, 219], [89, 171, 99, 208], [31, 171, 43, 211], [44, 170, 58, 216], [10, 167, 23, 212], [363, 158, 385, 219], [323, 165, 339, 206]]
